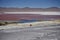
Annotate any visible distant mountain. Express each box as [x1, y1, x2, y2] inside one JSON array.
[[0, 7, 60, 12]]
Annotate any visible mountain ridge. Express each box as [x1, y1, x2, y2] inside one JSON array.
[[0, 7, 60, 12]]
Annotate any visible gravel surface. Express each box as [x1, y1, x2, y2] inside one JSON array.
[[0, 25, 60, 40]]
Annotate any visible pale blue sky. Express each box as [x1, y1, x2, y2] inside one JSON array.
[[0, 0, 60, 8]]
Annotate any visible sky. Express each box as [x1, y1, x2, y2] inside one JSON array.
[[0, 0, 60, 8]]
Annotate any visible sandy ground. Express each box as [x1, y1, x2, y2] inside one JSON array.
[[0, 25, 60, 40], [0, 21, 60, 30]]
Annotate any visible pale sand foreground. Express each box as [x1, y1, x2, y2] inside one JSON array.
[[0, 21, 60, 30]]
